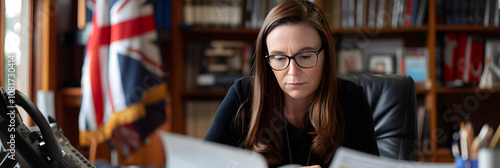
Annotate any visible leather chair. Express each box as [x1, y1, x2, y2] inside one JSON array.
[[338, 74, 417, 161]]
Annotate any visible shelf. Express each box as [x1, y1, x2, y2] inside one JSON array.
[[436, 87, 500, 94], [182, 89, 229, 100], [416, 89, 430, 94], [58, 87, 82, 107], [436, 25, 500, 32], [181, 27, 260, 34], [434, 148, 454, 163], [331, 26, 429, 34]]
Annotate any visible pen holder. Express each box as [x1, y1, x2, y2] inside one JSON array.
[[454, 157, 477, 168], [477, 148, 500, 168]]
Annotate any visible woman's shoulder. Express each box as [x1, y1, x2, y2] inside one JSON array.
[[221, 76, 252, 107], [231, 76, 252, 98]]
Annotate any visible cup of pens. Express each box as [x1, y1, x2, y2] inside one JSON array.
[[453, 122, 500, 168]]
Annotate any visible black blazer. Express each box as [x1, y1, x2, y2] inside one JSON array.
[[204, 77, 379, 167]]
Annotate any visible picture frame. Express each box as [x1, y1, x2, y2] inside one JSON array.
[[337, 49, 364, 74], [368, 54, 396, 74]]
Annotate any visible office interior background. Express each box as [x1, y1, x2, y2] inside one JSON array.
[[2, 0, 500, 167]]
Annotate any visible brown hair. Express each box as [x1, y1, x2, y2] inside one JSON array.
[[235, 0, 344, 165]]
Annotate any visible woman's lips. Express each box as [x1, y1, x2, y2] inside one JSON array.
[[286, 83, 305, 88]]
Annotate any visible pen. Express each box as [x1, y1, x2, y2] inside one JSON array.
[[490, 124, 500, 149], [460, 122, 469, 160], [478, 124, 494, 147], [470, 124, 492, 159], [451, 132, 460, 158]]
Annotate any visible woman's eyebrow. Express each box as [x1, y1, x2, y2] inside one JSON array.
[[268, 46, 318, 55]]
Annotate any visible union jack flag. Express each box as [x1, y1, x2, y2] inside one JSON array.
[[79, 0, 167, 155]]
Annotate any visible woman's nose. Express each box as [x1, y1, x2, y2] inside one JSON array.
[[287, 59, 301, 76]]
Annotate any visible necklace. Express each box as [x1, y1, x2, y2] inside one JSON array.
[[284, 117, 312, 166]]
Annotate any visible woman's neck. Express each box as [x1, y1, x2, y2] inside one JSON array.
[[283, 95, 312, 130]]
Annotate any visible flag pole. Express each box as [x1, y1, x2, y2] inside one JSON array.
[[89, 136, 97, 163]]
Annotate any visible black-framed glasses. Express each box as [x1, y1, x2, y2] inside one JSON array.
[[265, 45, 323, 71]]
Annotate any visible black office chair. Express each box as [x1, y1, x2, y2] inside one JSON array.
[[339, 74, 417, 161]]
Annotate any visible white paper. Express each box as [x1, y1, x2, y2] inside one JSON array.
[[329, 147, 455, 168], [159, 132, 267, 168]]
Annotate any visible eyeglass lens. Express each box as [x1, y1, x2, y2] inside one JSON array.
[[267, 51, 317, 70]]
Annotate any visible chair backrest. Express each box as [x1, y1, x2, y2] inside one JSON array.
[[338, 74, 417, 161]]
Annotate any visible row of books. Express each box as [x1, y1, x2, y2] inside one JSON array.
[[440, 33, 500, 88], [184, 39, 253, 89], [436, 0, 500, 26], [323, 0, 428, 29], [182, 0, 284, 28]]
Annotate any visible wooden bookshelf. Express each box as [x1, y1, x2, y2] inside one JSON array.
[[434, 148, 455, 163], [182, 90, 229, 100], [436, 25, 500, 31], [183, 27, 260, 34], [436, 87, 500, 94], [416, 88, 431, 94], [331, 26, 429, 34]]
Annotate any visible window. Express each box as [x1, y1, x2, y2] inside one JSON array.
[[3, 0, 31, 125]]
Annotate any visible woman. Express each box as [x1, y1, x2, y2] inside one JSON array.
[[205, 0, 379, 167]]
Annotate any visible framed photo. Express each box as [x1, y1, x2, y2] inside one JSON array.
[[337, 49, 363, 74], [368, 54, 396, 74]]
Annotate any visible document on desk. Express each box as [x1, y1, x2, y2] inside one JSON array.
[[329, 147, 455, 168], [159, 131, 267, 168]]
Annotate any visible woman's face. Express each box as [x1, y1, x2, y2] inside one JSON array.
[[266, 22, 324, 101]]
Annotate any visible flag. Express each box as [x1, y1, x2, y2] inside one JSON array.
[[79, 0, 167, 155]]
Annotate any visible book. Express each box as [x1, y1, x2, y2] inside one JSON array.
[[332, 0, 343, 29], [322, 0, 335, 27], [494, 0, 500, 27], [183, 0, 195, 26], [197, 74, 245, 87], [462, 35, 484, 85], [445, 0, 453, 24], [397, 47, 429, 84], [459, 0, 466, 24], [415, 0, 427, 27], [479, 39, 500, 89], [376, 0, 384, 28], [436, 0, 445, 24], [391, 0, 403, 28], [368, 0, 377, 28], [455, 33, 468, 82], [356, 0, 365, 28], [404, 0, 414, 27], [342, 0, 350, 28], [383, 0, 394, 28], [244, 0, 266, 28], [348, 0, 356, 28], [484, 0, 492, 26], [398, 0, 406, 27], [435, 33, 444, 86], [443, 33, 458, 84], [476, 0, 486, 25]]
